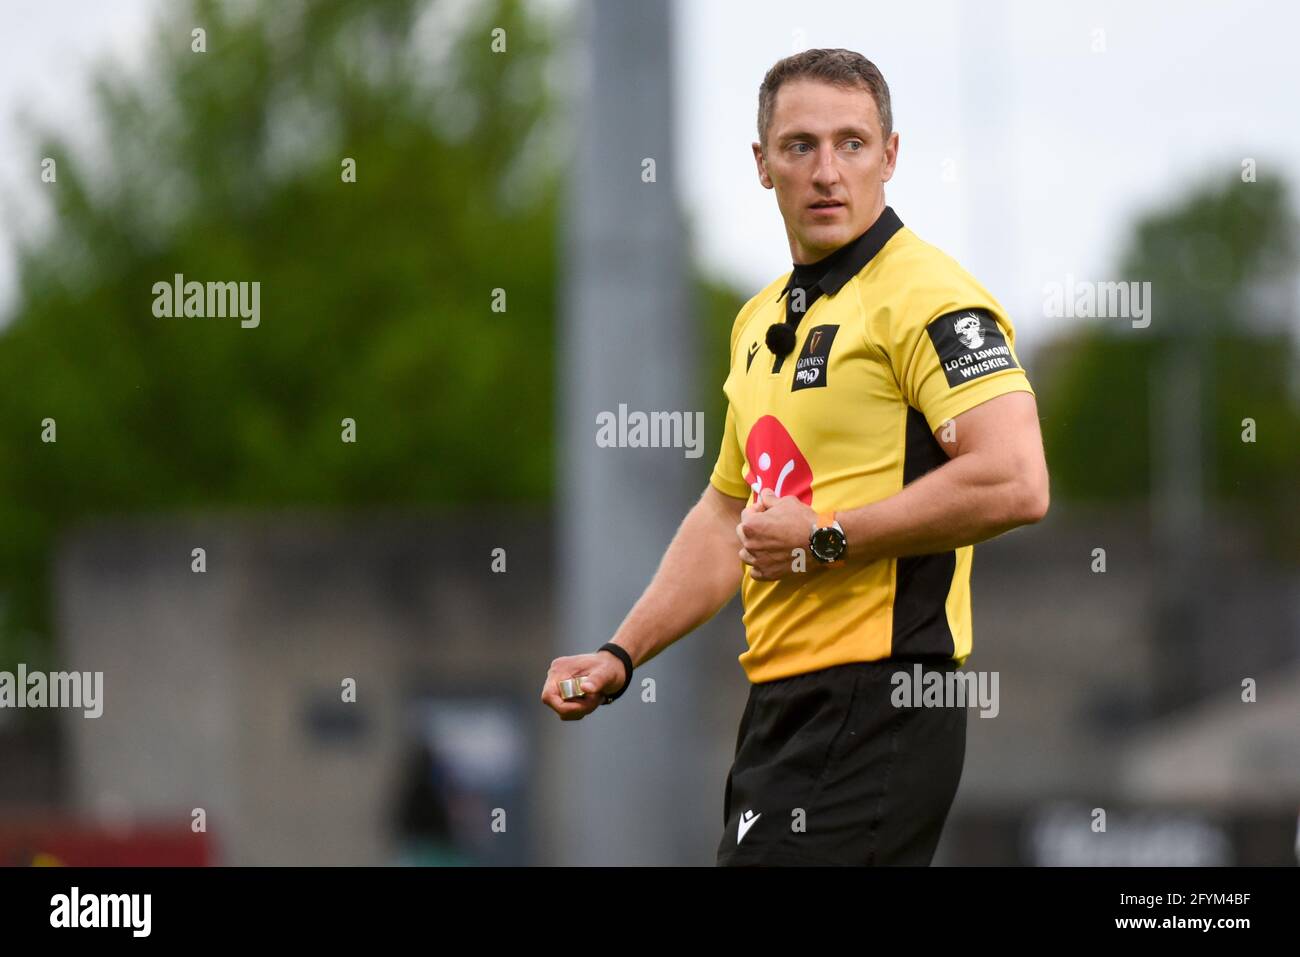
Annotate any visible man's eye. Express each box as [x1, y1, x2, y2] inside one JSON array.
[[791, 143, 810, 154], [844, 140, 863, 151]]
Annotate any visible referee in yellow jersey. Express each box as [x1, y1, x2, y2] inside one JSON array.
[[542, 48, 1050, 866]]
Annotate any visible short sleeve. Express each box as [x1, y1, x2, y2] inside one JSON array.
[[889, 305, 1035, 433], [707, 291, 766, 500], [709, 401, 751, 499]]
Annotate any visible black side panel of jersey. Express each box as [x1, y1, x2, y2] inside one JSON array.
[[891, 407, 957, 659]]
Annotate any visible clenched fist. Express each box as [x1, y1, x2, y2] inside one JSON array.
[[736, 487, 819, 581], [540, 650, 627, 721]]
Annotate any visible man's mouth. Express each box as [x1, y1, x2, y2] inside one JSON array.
[[809, 200, 845, 213]]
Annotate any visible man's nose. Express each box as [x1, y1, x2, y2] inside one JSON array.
[[811, 145, 840, 186]]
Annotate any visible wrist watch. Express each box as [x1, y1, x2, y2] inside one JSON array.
[[809, 510, 846, 565]]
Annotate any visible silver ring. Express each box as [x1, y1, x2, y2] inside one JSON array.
[[558, 677, 586, 701]]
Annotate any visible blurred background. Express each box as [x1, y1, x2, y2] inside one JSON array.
[[0, 0, 1296, 866]]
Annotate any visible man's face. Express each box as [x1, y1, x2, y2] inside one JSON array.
[[753, 78, 899, 263]]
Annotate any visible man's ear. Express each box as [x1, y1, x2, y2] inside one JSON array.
[[752, 141, 773, 189], [881, 131, 899, 183]]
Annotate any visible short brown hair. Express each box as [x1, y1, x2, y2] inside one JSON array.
[[757, 48, 892, 151]]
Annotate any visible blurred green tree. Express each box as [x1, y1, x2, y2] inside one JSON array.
[[0, 0, 562, 665], [1037, 174, 1299, 560], [0, 0, 747, 668]]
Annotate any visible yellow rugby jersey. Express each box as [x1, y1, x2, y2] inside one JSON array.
[[710, 207, 1036, 684]]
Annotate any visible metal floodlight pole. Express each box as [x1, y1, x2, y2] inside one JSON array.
[[548, 0, 709, 865]]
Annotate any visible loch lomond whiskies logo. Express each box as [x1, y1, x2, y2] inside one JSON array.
[[953, 313, 985, 349], [925, 309, 1020, 388]]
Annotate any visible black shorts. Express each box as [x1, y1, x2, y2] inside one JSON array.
[[716, 658, 967, 866]]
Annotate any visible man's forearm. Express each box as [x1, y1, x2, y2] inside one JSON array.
[[610, 490, 744, 669], [838, 451, 1044, 563]]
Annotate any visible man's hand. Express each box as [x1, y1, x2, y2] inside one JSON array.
[[735, 488, 819, 581], [540, 651, 626, 721]]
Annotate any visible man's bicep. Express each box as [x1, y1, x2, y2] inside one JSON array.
[[936, 390, 1050, 522], [936, 390, 1046, 472]]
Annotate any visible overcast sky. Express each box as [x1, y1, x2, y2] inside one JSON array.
[[3, 0, 1298, 343], [675, 0, 1300, 341]]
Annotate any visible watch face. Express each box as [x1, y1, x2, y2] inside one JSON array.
[[810, 526, 845, 563]]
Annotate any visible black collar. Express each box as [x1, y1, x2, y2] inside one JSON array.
[[776, 205, 904, 302]]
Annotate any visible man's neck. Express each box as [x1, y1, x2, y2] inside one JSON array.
[[788, 196, 888, 264]]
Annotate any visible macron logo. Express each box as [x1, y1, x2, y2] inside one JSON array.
[[738, 809, 761, 845]]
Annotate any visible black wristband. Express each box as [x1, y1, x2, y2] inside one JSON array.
[[598, 642, 634, 704]]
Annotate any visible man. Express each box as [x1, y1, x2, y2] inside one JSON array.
[[541, 48, 1049, 866]]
